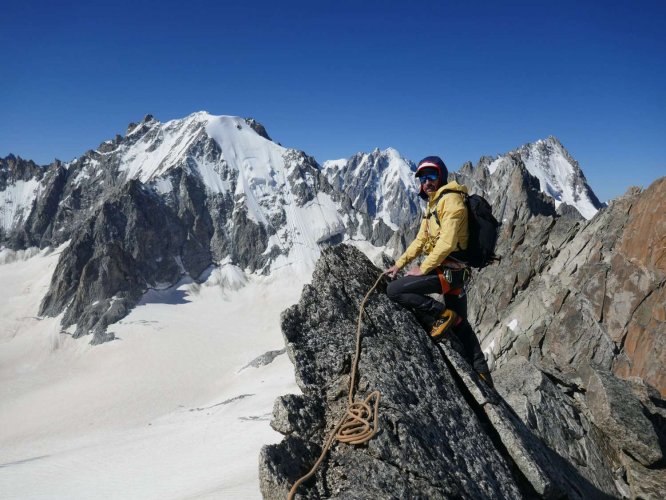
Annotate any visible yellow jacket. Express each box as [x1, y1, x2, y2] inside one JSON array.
[[395, 181, 469, 274]]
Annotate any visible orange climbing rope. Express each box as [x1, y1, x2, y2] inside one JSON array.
[[287, 273, 384, 500]]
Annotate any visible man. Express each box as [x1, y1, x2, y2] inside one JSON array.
[[385, 156, 492, 385]]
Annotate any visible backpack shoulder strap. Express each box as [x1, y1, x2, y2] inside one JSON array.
[[429, 189, 467, 226]]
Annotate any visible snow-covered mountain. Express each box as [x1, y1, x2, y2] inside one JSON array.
[[0, 115, 606, 343], [0, 115, 422, 497], [484, 136, 603, 219], [322, 148, 418, 230], [11, 112, 347, 270], [39, 113, 355, 341]]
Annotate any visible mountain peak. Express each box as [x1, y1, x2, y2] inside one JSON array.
[[321, 148, 419, 240], [381, 146, 403, 160], [537, 135, 563, 146], [487, 137, 603, 220]]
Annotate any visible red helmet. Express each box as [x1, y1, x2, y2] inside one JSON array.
[[415, 156, 448, 182], [415, 156, 448, 198]]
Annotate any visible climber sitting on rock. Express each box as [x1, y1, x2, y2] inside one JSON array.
[[385, 156, 492, 386]]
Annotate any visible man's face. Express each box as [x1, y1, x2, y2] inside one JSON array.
[[419, 169, 440, 194]]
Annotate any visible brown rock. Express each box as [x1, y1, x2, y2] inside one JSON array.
[[619, 176, 666, 272], [603, 253, 654, 343], [611, 177, 666, 396], [613, 285, 666, 397]]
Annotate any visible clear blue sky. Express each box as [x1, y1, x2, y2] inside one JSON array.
[[1, 0, 664, 201]]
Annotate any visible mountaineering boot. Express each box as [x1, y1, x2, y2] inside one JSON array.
[[478, 371, 494, 388], [430, 309, 458, 341]]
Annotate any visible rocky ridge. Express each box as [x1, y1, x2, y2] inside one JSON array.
[[260, 245, 637, 498], [453, 154, 665, 398], [450, 155, 666, 497]]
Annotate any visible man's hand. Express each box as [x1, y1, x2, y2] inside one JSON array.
[[385, 265, 400, 279], [405, 266, 423, 277]]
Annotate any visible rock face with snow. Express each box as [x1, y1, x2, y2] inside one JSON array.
[[1, 113, 363, 341], [322, 148, 421, 251], [0, 154, 44, 188], [483, 136, 604, 220], [38, 180, 187, 343], [0, 154, 55, 242], [259, 245, 632, 498]]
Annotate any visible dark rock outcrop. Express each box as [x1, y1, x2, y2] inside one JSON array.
[[494, 357, 619, 493], [260, 245, 619, 499], [0, 154, 45, 188], [261, 245, 521, 498], [39, 180, 186, 342], [245, 117, 272, 141]]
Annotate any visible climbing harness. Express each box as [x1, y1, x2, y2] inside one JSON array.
[[287, 273, 384, 500], [435, 265, 470, 295]]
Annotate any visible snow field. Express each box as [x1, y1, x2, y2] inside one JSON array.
[[0, 248, 308, 499]]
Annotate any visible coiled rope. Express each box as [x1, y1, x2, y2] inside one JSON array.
[[287, 273, 384, 500]]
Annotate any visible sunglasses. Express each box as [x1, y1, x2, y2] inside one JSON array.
[[419, 173, 439, 184]]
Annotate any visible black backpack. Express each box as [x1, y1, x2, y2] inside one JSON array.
[[431, 190, 500, 268]]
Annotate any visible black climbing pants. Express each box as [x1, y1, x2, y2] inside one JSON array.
[[386, 271, 489, 373], [386, 273, 446, 329]]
